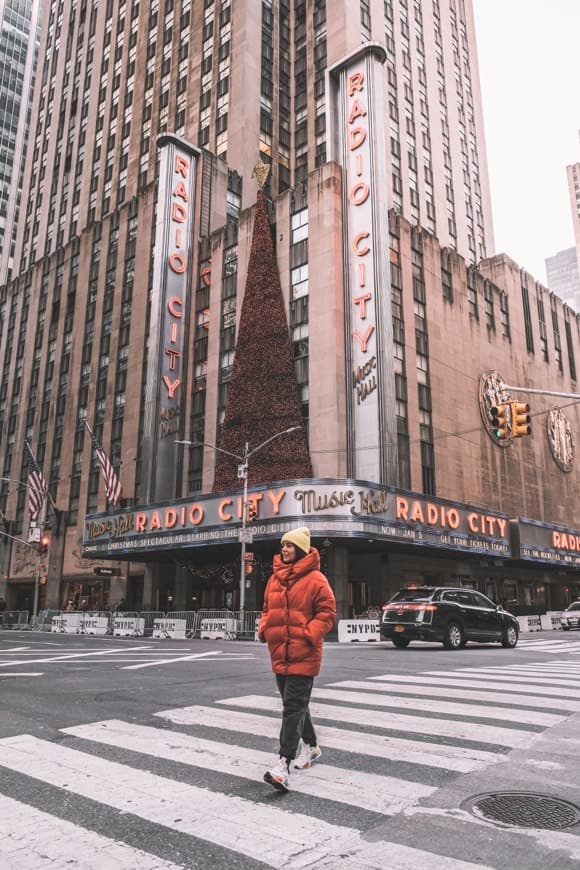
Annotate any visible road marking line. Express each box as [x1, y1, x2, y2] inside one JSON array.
[[0, 734, 493, 870], [62, 719, 434, 814], [0, 646, 152, 668], [0, 646, 31, 651], [0, 793, 186, 870], [0, 672, 43, 677], [120, 651, 224, 669], [330, 679, 580, 712]]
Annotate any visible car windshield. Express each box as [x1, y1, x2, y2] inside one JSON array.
[[566, 602, 580, 612], [390, 588, 435, 603]]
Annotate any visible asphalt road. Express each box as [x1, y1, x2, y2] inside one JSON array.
[[1, 630, 580, 869]]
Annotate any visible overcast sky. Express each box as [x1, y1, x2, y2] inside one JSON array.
[[472, 0, 580, 284]]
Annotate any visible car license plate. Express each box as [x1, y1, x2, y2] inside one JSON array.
[[394, 625, 405, 632]]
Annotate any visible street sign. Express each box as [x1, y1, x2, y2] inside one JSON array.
[[93, 567, 120, 576], [238, 529, 254, 543], [243, 552, 255, 561], [28, 527, 41, 543]]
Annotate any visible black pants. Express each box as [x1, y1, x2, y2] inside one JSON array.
[[275, 674, 317, 761]]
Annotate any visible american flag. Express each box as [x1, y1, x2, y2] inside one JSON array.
[[24, 440, 48, 521], [86, 423, 123, 507]]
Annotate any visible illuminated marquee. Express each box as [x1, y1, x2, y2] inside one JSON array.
[[83, 480, 511, 561]]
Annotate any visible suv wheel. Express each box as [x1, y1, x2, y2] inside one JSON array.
[[391, 636, 410, 648], [501, 625, 518, 648], [443, 622, 464, 650]]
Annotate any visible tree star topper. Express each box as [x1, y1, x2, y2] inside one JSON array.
[[252, 158, 271, 189]]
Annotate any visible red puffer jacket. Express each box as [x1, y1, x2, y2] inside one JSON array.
[[258, 548, 336, 676]]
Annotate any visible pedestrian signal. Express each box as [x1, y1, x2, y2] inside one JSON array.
[[490, 403, 510, 439], [244, 562, 254, 576], [511, 401, 531, 438]]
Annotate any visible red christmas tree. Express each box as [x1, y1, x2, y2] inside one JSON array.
[[213, 190, 312, 490]]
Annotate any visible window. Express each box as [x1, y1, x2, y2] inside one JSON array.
[[521, 280, 534, 353]]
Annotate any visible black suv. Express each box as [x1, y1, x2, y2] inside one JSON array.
[[380, 586, 519, 650]]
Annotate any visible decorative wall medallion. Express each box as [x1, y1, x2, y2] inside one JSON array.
[[479, 370, 511, 446], [547, 407, 574, 473]]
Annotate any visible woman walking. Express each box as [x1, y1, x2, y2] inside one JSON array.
[[258, 526, 336, 791]]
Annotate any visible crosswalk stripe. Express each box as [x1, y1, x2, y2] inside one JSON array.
[[312, 687, 564, 727], [217, 695, 535, 748], [0, 792, 185, 870], [455, 667, 580, 685], [421, 672, 580, 697], [326, 678, 580, 713], [0, 734, 492, 870], [61, 719, 435, 814], [155, 705, 498, 772]]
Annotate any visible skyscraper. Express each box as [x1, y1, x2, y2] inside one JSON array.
[[0, 0, 43, 284], [545, 246, 580, 311], [2, 1, 578, 619]]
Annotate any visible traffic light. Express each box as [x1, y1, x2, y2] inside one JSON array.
[[511, 401, 531, 438], [39, 533, 50, 557], [490, 403, 510, 439], [247, 502, 258, 523]]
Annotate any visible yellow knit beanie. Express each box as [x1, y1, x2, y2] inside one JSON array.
[[281, 526, 311, 555]]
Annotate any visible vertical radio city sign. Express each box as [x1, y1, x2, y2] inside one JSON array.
[[142, 135, 200, 502], [328, 44, 398, 485]]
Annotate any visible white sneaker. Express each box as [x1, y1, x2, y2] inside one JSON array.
[[264, 757, 290, 792], [293, 741, 322, 770]]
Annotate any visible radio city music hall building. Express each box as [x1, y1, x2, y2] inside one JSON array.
[[1, 0, 580, 618]]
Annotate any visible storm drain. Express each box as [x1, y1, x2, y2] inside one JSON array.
[[464, 792, 580, 830]]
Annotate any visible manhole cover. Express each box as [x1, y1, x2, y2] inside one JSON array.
[[465, 792, 580, 830]]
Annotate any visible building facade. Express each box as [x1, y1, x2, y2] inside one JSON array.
[[1, 0, 580, 620], [0, 0, 43, 284]]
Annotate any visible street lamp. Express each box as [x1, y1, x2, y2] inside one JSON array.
[[175, 425, 301, 611]]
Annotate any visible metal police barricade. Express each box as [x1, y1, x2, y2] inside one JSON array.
[[338, 619, 381, 642], [31, 610, 60, 632], [236, 610, 261, 640], [113, 613, 145, 637], [0, 610, 29, 630], [153, 617, 187, 639]]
